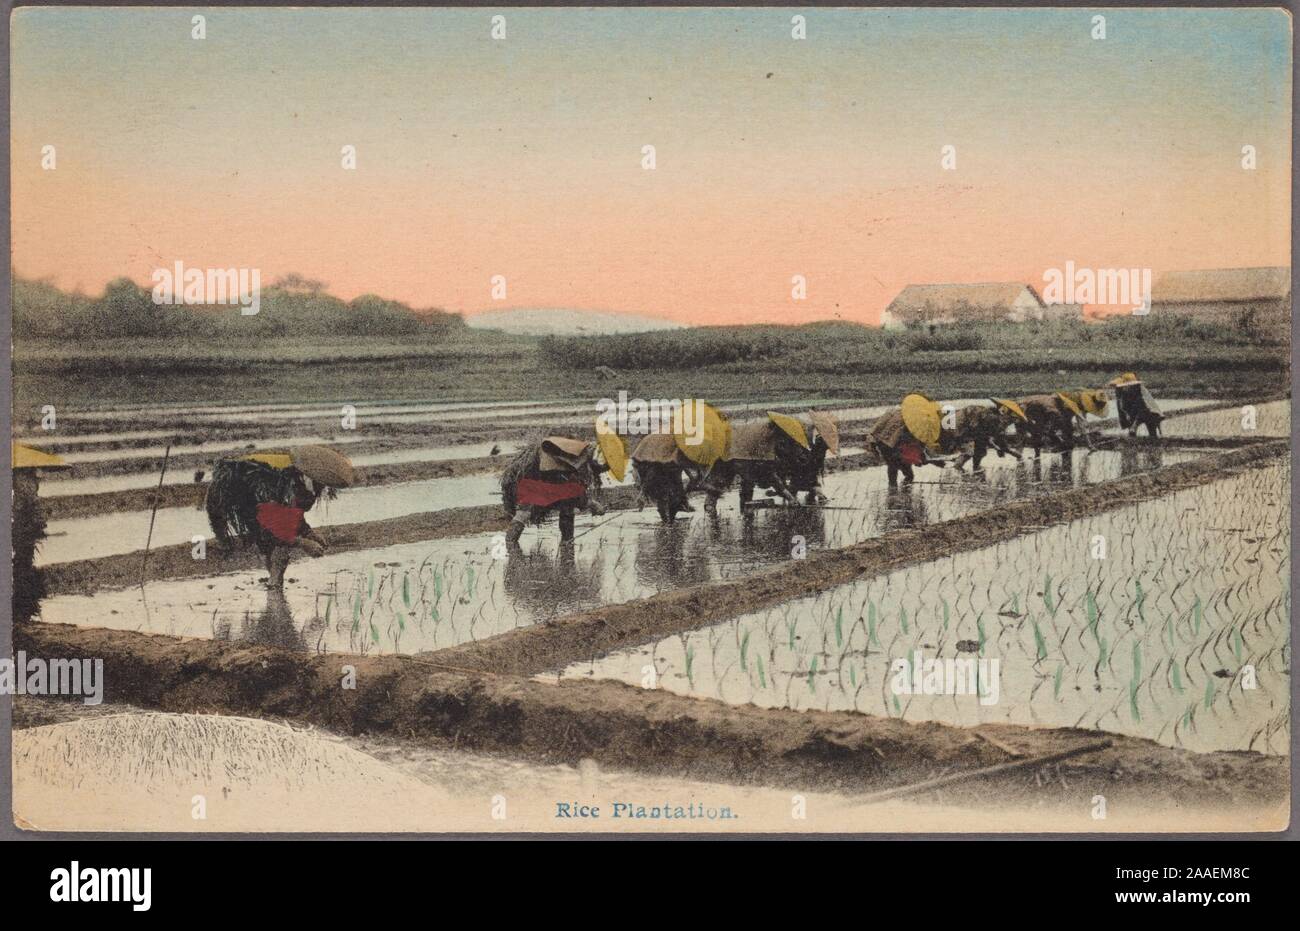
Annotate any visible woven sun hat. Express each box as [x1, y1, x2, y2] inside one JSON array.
[[12, 443, 69, 470], [900, 393, 942, 449], [1108, 372, 1141, 387], [808, 410, 840, 456], [289, 445, 356, 488], [673, 401, 731, 467], [539, 436, 592, 472], [594, 420, 630, 482], [631, 433, 680, 464], [766, 411, 811, 450], [991, 398, 1029, 422], [1055, 392, 1084, 418], [1077, 389, 1109, 415]]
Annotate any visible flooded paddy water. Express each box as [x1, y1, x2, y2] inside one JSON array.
[[551, 460, 1290, 755], [41, 446, 1208, 650], [1160, 399, 1290, 438]]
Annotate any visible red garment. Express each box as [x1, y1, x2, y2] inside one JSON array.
[[256, 501, 306, 544], [516, 477, 586, 508], [898, 440, 926, 466]]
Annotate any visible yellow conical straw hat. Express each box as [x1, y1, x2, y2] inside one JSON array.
[[594, 420, 629, 483], [1077, 389, 1108, 415], [12, 444, 68, 470], [674, 401, 731, 467], [992, 398, 1028, 422], [1055, 393, 1084, 418], [766, 411, 810, 450], [900, 394, 942, 448]]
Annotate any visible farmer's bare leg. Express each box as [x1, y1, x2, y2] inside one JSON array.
[[506, 506, 532, 544], [769, 475, 797, 503], [679, 473, 696, 512], [267, 545, 293, 590], [559, 506, 576, 542]]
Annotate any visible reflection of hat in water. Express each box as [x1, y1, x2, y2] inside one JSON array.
[[808, 410, 840, 456], [540, 436, 593, 472], [12, 443, 69, 470], [1108, 372, 1141, 387], [289, 446, 356, 488]]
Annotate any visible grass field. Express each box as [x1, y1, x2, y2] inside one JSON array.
[[12, 316, 1290, 414]]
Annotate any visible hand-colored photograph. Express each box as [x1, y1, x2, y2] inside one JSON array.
[[6, 6, 1292, 834]]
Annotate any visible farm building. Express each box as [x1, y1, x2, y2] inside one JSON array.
[[1149, 267, 1291, 330], [881, 282, 1077, 330]]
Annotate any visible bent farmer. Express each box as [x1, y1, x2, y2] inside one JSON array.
[[869, 394, 945, 488], [501, 434, 607, 544], [206, 445, 355, 589], [1109, 372, 1163, 437], [11, 444, 69, 624]]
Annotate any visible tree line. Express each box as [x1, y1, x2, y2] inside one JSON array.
[[11, 274, 465, 339]]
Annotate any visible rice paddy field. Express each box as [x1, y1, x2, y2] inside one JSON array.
[[13, 386, 1293, 828], [551, 460, 1290, 756]]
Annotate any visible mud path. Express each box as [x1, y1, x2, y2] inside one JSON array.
[[13, 622, 1286, 808], [422, 440, 1289, 677]]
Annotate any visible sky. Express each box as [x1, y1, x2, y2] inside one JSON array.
[[10, 7, 1292, 326]]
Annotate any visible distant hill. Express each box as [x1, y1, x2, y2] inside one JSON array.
[[466, 308, 686, 336]]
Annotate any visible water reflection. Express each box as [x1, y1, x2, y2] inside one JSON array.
[[503, 540, 605, 619], [212, 588, 309, 652]]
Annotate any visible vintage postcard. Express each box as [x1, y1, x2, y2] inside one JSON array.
[[5, 5, 1292, 837]]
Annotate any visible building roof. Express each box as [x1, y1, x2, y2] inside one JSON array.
[[885, 282, 1044, 323], [1151, 267, 1291, 304]]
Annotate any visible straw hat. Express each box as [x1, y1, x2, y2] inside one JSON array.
[[1054, 392, 1084, 418], [766, 411, 811, 450], [673, 401, 731, 467], [539, 436, 592, 472], [289, 445, 356, 488], [808, 410, 840, 456], [594, 421, 630, 482], [1108, 372, 1141, 387], [900, 393, 942, 448], [12, 444, 68, 470], [991, 398, 1028, 422], [631, 433, 680, 464], [1076, 389, 1109, 415]]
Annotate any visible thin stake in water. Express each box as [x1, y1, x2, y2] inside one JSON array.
[[139, 441, 174, 588]]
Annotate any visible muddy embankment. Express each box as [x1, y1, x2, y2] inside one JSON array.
[[424, 440, 1290, 677], [13, 621, 1288, 809]]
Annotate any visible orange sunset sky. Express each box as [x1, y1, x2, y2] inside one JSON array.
[[10, 7, 1292, 326]]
